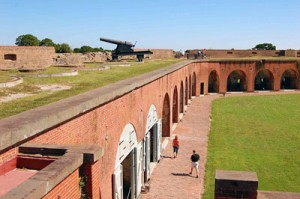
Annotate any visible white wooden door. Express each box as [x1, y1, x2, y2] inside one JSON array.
[[145, 132, 151, 181], [131, 148, 137, 199], [157, 119, 162, 162], [153, 124, 158, 161], [113, 164, 123, 199], [136, 143, 143, 197]]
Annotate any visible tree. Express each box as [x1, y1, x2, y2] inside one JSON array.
[[73, 48, 81, 53], [56, 43, 72, 53], [80, 45, 94, 53], [254, 43, 276, 50], [15, 34, 40, 46], [40, 38, 56, 47], [93, 47, 104, 52]]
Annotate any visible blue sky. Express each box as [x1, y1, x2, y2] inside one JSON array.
[[1, 0, 299, 51]]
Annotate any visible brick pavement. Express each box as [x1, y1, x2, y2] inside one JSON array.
[[141, 94, 218, 199], [140, 91, 300, 199]]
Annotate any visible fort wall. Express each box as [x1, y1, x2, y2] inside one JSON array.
[[187, 49, 300, 59], [0, 46, 55, 69], [0, 59, 299, 198]]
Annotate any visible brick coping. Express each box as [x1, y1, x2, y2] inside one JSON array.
[[0, 60, 192, 152]]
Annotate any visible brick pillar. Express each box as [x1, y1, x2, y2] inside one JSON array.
[[82, 161, 102, 199], [215, 170, 258, 199]]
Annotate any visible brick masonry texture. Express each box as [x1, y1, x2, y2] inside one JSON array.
[[0, 59, 299, 198], [0, 46, 55, 69], [42, 169, 81, 199]]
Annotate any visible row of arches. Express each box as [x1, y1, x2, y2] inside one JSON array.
[[163, 72, 197, 137], [113, 72, 197, 199], [208, 69, 299, 92]]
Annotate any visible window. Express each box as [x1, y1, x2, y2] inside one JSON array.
[[227, 52, 233, 54], [252, 52, 257, 54], [4, 54, 17, 61]]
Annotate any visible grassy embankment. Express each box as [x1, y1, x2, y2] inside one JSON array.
[[0, 59, 182, 119], [203, 94, 300, 198]]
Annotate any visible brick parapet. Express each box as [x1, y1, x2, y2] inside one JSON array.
[[2, 144, 103, 199]]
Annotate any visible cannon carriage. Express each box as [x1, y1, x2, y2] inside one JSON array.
[[100, 37, 153, 62]]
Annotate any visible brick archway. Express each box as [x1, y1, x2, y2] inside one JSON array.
[[162, 93, 171, 137], [255, 69, 274, 90], [189, 75, 192, 99], [192, 72, 196, 96], [172, 86, 178, 124], [208, 70, 219, 93], [281, 69, 299, 89], [227, 70, 247, 92], [185, 77, 188, 105], [179, 81, 184, 113]]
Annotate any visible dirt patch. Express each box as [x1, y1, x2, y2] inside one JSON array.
[[36, 84, 71, 91], [0, 84, 71, 104], [0, 93, 33, 103]]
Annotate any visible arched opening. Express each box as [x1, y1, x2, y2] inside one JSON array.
[[227, 70, 247, 92], [208, 70, 219, 93], [192, 72, 196, 96], [113, 124, 138, 199], [281, 69, 299, 89], [185, 77, 188, 105], [179, 82, 184, 113], [172, 86, 178, 124], [162, 93, 170, 137], [143, 104, 161, 187], [254, 69, 274, 90], [189, 75, 192, 99]]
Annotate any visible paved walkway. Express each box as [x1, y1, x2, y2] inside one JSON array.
[[141, 94, 218, 199], [140, 91, 300, 199]]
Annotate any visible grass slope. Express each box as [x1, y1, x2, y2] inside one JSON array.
[[0, 59, 181, 119], [203, 94, 300, 198]]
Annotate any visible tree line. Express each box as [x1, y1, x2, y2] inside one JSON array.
[[15, 34, 110, 53]]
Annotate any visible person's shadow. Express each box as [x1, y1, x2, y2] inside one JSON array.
[[161, 155, 173, 159], [171, 173, 196, 178]]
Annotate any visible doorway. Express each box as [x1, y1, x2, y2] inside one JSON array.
[[200, 82, 204, 95]]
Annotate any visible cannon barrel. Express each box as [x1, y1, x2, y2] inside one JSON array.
[[100, 37, 135, 47]]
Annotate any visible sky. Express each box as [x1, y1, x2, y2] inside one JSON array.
[[1, 0, 299, 51]]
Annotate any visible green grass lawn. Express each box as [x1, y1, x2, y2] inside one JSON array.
[[0, 59, 182, 119], [203, 94, 300, 198]]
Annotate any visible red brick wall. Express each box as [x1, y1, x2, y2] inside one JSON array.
[[0, 148, 18, 165], [1, 60, 298, 198], [27, 63, 199, 199], [43, 169, 81, 199], [197, 60, 299, 94]]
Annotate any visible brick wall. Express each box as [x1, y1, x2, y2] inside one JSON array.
[[25, 62, 199, 199], [0, 148, 18, 165], [187, 49, 299, 58], [196, 60, 299, 94], [42, 169, 81, 199], [122, 49, 175, 60], [0, 59, 298, 198], [0, 46, 55, 69]]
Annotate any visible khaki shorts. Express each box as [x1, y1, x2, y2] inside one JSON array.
[[191, 162, 199, 169]]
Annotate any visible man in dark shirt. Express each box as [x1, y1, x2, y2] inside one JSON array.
[[189, 150, 200, 178]]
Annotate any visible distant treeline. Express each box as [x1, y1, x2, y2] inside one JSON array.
[[15, 34, 111, 53]]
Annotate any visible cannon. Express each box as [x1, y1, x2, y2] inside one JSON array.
[[100, 37, 153, 62]]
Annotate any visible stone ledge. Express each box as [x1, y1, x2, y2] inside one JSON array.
[[258, 191, 300, 199], [0, 60, 192, 152], [0, 77, 23, 88]]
